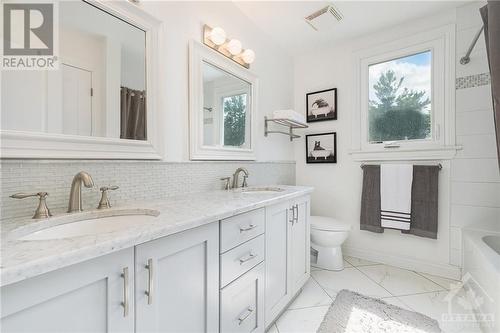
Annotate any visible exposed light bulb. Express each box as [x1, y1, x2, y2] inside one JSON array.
[[241, 49, 255, 64], [227, 39, 242, 55], [210, 27, 226, 46]]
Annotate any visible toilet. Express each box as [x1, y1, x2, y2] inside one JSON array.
[[310, 216, 351, 271]]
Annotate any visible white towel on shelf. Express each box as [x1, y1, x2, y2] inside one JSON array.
[[272, 109, 306, 124], [380, 164, 413, 230]]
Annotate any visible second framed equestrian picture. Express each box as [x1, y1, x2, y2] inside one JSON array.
[[306, 88, 337, 122]]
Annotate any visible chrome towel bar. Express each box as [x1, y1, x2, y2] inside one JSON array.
[[360, 163, 442, 170]]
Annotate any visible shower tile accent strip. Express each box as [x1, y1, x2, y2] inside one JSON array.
[[0, 160, 295, 220], [456, 72, 491, 90]]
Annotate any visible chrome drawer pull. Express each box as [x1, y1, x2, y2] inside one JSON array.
[[239, 253, 257, 265], [145, 258, 154, 305], [239, 224, 256, 233], [238, 307, 254, 325], [294, 204, 299, 223], [121, 267, 129, 317]]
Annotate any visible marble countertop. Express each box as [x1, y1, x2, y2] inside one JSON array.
[[1, 185, 313, 287]]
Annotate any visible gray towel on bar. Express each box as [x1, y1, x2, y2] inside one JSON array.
[[360, 165, 439, 239], [360, 165, 383, 233]]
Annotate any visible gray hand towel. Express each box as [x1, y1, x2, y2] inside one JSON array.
[[360, 165, 383, 233]]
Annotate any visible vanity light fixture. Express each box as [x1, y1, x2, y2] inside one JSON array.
[[203, 25, 255, 69]]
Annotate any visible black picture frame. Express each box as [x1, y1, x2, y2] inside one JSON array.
[[306, 88, 337, 122], [306, 132, 337, 164]]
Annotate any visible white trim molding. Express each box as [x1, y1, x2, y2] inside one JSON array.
[[351, 24, 458, 161], [189, 40, 258, 161], [1, 0, 164, 160]]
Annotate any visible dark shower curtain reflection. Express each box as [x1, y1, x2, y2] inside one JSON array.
[[120, 87, 147, 140], [481, 1, 500, 168]]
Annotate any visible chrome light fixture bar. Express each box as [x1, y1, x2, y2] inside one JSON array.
[[203, 25, 255, 69]]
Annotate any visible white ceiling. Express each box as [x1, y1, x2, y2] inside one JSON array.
[[234, 1, 470, 55]]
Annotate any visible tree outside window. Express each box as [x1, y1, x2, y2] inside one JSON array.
[[368, 51, 432, 143], [223, 94, 247, 147]]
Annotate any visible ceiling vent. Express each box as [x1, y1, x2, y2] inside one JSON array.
[[305, 4, 343, 31]]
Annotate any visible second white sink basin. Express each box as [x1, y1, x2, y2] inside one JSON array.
[[241, 187, 284, 194], [19, 212, 160, 241]]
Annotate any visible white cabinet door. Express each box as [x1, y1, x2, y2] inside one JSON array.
[[1, 248, 134, 333], [220, 263, 265, 333], [264, 201, 292, 327], [290, 196, 310, 294], [135, 222, 219, 333]]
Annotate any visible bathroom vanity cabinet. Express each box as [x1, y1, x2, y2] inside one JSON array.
[[0, 194, 310, 333]]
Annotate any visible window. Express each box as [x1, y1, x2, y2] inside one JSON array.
[[351, 25, 457, 160], [368, 51, 432, 143], [222, 93, 247, 147]]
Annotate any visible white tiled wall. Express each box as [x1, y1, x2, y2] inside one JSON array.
[[0, 160, 295, 220], [451, 2, 500, 267]]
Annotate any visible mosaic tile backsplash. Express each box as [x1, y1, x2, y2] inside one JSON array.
[[456, 72, 491, 90], [0, 160, 295, 220]]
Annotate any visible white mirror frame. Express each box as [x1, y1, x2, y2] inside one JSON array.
[[189, 40, 258, 161], [0, 0, 163, 159]]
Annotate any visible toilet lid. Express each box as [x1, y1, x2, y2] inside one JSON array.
[[310, 216, 351, 231]]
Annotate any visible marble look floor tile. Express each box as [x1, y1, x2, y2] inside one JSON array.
[[276, 305, 330, 333], [399, 290, 483, 333], [266, 323, 279, 333], [381, 296, 413, 311], [417, 272, 462, 290], [359, 265, 444, 296], [344, 256, 381, 267], [288, 278, 333, 310], [311, 267, 391, 299]]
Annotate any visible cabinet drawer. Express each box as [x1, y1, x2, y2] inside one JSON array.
[[220, 263, 264, 333], [220, 208, 265, 253], [220, 235, 264, 288]]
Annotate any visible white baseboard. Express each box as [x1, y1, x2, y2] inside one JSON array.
[[343, 246, 462, 280]]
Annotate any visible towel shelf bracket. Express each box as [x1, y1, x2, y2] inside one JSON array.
[[360, 163, 442, 170], [264, 116, 308, 141]]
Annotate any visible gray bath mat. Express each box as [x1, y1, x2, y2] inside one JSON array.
[[317, 290, 441, 333]]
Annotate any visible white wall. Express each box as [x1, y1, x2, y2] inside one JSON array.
[[139, 1, 295, 162], [450, 2, 500, 265], [293, 9, 468, 279]]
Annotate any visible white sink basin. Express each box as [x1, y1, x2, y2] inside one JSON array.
[[19, 212, 160, 241], [241, 187, 284, 194]]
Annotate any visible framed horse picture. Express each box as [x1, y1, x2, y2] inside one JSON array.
[[306, 132, 337, 164], [306, 88, 337, 122]]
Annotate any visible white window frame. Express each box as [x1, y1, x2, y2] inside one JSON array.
[[351, 24, 460, 161]]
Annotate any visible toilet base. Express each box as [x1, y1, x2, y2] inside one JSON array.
[[311, 244, 344, 271]]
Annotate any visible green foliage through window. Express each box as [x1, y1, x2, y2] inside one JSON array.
[[368, 52, 431, 143], [223, 94, 247, 147]]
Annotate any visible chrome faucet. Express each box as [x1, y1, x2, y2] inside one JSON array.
[[68, 171, 95, 213], [232, 167, 249, 189]]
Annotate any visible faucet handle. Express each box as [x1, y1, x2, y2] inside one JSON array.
[[100, 185, 119, 192], [10, 192, 52, 219], [242, 175, 249, 188], [97, 186, 119, 209], [220, 177, 231, 190]]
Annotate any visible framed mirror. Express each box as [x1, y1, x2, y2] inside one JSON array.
[[1, 0, 162, 159], [189, 41, 258, 160]]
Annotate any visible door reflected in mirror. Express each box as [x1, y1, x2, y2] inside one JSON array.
[[202, 62, 251, 149], [1, 1, 147, 140]]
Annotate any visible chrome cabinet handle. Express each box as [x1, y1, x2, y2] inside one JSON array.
[[289, 206, 295, 224], [293, 204, 299, 223], [145, 259, 153, 305], [239, 224, 256, 233], [238, 307, 254, 325], [121, 267, 129, 317], [239, 253, 257, 265]]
